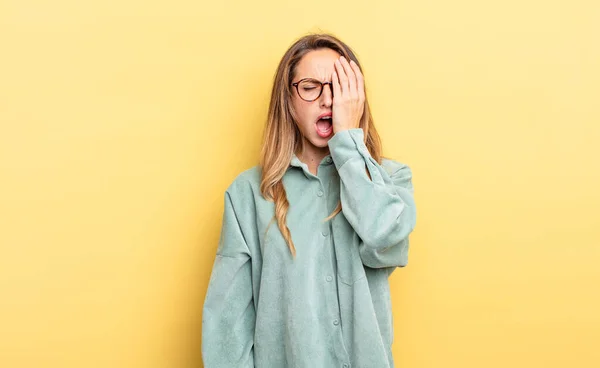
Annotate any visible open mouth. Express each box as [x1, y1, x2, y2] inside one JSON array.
[[316, 115, 333, 138]]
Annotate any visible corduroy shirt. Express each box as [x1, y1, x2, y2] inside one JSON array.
[[202, 128, 417, 368]]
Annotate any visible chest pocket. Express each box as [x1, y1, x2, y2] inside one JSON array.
[[332, 217, 367, 285]]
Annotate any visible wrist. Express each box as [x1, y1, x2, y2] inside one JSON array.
[[333, 122, 360, 134]]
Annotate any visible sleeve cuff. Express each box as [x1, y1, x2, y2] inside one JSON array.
[[328, 128, 370, 170]]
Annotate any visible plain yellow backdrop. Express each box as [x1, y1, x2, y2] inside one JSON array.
[[1, 0, 599, 367]]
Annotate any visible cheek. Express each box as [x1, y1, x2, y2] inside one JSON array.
[[292, 98, 315, 127]]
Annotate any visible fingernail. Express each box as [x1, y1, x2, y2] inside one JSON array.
[[340, 56, 346, 61]]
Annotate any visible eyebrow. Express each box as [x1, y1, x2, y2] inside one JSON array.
[[297, 77, 331, 82]]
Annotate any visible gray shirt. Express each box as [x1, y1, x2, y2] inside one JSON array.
[[202, 128, 417, 368]]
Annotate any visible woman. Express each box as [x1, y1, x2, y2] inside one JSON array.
[[202, 33, 417, 368]]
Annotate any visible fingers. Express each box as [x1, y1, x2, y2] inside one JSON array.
[[332, 66, 341, 98], [334, 58, 348, 94], [334, 56, 364, 99], [338, 57, 356, 96], [349, 59, 365, 101]]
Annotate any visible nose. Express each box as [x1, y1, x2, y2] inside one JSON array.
[[320, 82, 333, 107]]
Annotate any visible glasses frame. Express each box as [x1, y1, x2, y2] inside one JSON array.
[[291, 78, 334, 102]]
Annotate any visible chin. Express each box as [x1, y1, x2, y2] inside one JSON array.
[[309, 135, 331, 147]]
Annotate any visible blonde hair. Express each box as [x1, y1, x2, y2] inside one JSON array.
[[259, 33, 383, 257]]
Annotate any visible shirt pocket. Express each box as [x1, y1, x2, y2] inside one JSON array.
[[333, 222, 367, 286]]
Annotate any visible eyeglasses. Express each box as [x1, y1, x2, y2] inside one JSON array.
[[291, 78, 334, 102]]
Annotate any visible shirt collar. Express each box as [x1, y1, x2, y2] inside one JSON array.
[[290, 154, 304, 168], [289, 153, 334, 169]]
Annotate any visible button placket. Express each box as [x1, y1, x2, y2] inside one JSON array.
[[321, 217, 331, 237]]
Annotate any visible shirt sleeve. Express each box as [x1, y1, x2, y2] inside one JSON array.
[[202, 190, 255, 368], [328, 128, 417, 269]]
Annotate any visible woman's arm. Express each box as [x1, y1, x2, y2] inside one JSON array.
[[328, 128, 417, 269], [202, 191, 255, 368]]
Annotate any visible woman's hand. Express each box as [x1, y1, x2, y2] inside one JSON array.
[[331, 56, 365, 133]]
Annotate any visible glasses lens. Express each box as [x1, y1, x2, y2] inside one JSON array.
[[298, 80, 322, 101]]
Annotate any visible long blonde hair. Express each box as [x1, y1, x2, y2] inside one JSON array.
[[259, 33, 383, 257]]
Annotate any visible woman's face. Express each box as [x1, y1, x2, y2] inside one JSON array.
[[291, 48, 341, 150]]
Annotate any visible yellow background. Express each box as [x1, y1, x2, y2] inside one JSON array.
[[1, 0, 599, 367]]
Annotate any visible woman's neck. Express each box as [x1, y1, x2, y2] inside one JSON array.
[[296, 143, 330, 176]]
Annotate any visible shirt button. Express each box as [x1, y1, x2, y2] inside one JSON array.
[[326, 157, 333, 164], [317, 190, 324, 197], [326, 275, 333, 282], [333, 319, 339, 326], [343, 364, 349, 368], [321, 229, 329, 237]]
